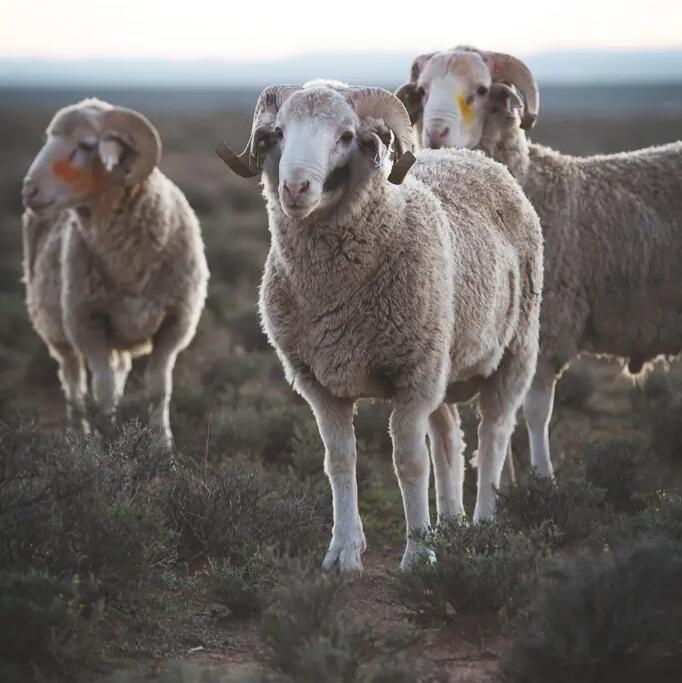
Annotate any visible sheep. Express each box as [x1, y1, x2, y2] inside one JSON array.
[[397, 47, 682, 477], [21, 98, 209, 446], [216, 82, 543, 573]]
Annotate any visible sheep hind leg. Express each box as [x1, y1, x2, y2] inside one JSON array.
[[523, 364, 556, 479], [474, 345, 536, 522], [57, 349, 90, 433], [428, 403, 465, 523]]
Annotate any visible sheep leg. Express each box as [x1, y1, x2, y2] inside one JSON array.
[[428, 403, 465, 522], [298, 378, 365, 575], [474, 346, 536, 522], [391, 402, 434, 571], [85, 347, 119, 435], [113, 350, 132, 404], [57, 349, 90, 433], [145, 331, 180, 449], [523, 365, 556, 479]]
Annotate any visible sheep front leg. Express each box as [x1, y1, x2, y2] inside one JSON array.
[[145, 347, 178, 449], [391, 402, 433, 571], [523, 366, 557, 479], [57, 349, 90, 433], [299, 379, 365, 575], [428, 403, 465, 523], [86, 347, 118, 435]]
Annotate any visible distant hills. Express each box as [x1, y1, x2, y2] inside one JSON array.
[[1, 49, 681, 89]]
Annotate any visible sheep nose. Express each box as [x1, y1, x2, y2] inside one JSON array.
[[426, 126, 450, 150], [282, 179, 310, 202], [21, 178, 40, 207]]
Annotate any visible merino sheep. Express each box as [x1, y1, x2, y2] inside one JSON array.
[[397, 47, 682, 477], [21, 98, 208, 446], [216, 82, 543, 573]]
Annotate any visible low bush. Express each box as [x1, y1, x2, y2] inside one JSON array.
[[396, 519, 542, 623], [206, 553, 276, 618], [0, 570, 102, 674], [583, 438, 650, 513], [501, 539, 682, 683], [168, 460, 323, 565], [497, 467, 607, 547]]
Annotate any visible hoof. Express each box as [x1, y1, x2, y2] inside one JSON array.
[[321, 530, 366, 577]]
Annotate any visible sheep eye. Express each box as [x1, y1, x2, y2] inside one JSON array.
[[78, 141, 96, 152], [477, 85, 489, 97], [417, 86, 426, 99], [274, 126, 283, 139], [339, 131, 354, 145]]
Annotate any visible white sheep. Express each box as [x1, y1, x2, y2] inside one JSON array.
[[398, 47, 682, 477], [216, 82, 543, 573], [22, 98, 208, 446]]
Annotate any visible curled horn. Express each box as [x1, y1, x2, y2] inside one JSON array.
[[459, 47, 538, 130], [345, 87, 416, 184], [216, 85, 301, 177], [100, 108, 161, 185]]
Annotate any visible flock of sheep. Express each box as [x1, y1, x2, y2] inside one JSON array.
[[20, 46, 682, 574]]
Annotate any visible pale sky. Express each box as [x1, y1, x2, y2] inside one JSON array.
[[2, 0, 682, 60]]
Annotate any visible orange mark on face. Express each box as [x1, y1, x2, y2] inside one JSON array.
[[52, 159, 109, 195]]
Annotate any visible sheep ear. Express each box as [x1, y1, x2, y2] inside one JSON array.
[[490, 83, 523, 115], [98, 137, 124, 174], [394, 83, 423, 125], [357, 130, 388, 168]]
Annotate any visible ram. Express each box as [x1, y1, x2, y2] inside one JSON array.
[[22, 98, 208, 446], [398, 47, 682, 477], [217, 82, 542, 573]]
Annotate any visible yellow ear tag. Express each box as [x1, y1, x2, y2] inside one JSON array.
[[456, 94, 473, 124]]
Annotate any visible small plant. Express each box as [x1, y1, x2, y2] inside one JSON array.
[[584, 438, 650, 512], [497, 466, 607, 547], [501, 539, 682, 683], [396, 519, 542, 623], [0, 570, 103, 670], [206, 552, 276, 618], [260, 567, 364, 682], [168, 460, 323, 565]]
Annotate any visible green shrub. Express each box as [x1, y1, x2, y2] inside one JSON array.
[[0, 419, 175, 593], [260, 568, 365, 683], [497, 466, 607, 547], [206, 553, 276, 618], [501, 539, 682, 683], [584, 438, 650, 513], [0, 571, 102, 669], [168, 460, 323, 565], [396, 519, 542, 623]]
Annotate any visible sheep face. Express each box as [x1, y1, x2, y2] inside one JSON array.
[[22, 99, 161, 214], [416, 51, 492, 150], [261, 88, 390, 219], [395, 47, 538, 150]]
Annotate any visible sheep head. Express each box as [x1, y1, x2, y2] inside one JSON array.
[[216, 83, 416, 219], [477, 83, 525, 157], [22, 98, 161, 213], [395, 47, 538, 150]]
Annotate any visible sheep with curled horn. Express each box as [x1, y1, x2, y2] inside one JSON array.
[[216, 81, 543, 574], [22, 98, 208, 445], [399, 46, 682, 479]]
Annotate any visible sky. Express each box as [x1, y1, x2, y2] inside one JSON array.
[[2, 0, 682, 61]]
